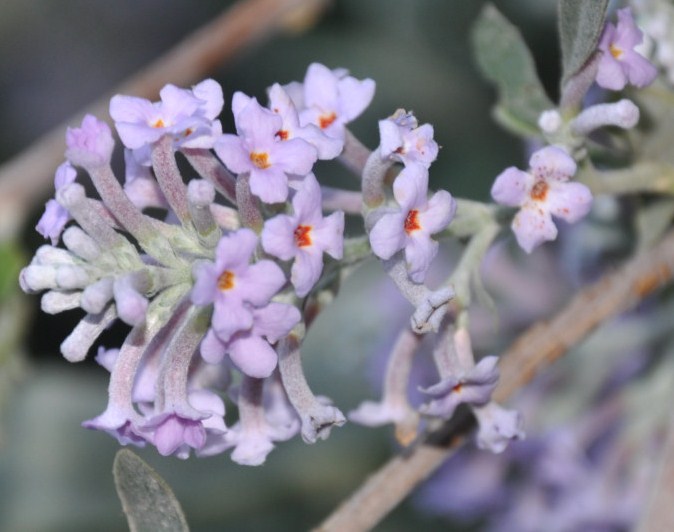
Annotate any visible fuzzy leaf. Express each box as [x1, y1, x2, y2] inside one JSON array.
[[558, 0, 609, 83], [113, 449, 190, 532], [471, 4, 553, 138]]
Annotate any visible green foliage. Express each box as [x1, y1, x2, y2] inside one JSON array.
[[471, 3, 553, 138], [558, 0, 609, 84], [113, 450, 190, 532]]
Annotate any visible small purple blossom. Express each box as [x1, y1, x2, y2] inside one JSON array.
[[110, 79, 224, 151], [65, 114, 115, 168], [491, 146, 592, 254], [215, 95, 318, 203], [379, 109, 439, 168], [596, 8, 658, 91], [294, 62, 376, 140], [191, 228, 287, 343], [261, 174, 344, 297], [36, 162, 77, 244], [419, 355, 500, 419], [369, 163, 456, 283]]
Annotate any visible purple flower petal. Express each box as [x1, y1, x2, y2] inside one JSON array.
[[491, 167, 532, 207]]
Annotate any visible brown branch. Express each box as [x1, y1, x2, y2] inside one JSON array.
[[0, 0, 330, 241], [314, 229, 674, 532]]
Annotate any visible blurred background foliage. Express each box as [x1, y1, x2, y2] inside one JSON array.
[[0, 0, 558, 530]]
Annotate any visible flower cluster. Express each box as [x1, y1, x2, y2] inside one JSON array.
[[20, 64, 378, 465]]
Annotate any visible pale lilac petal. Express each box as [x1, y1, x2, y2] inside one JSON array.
[[251, 302, 301, 342], [238, 260, 287, 306], [270, 137, 317, 176], [232, 91, 254, 119], [369, 212, 406, 260], [190, 262, 218, 306], [261, 215, 297, 260], [228, 334, 278, 378], [304, 63, 339, 111], [405, 234, 439, 283], [623, 50, 659, 88], [213, 299, 254, 343], [237, 98, 282, 145], [292, 249, 324, 297], [158, 84, 201, 122], [290, 174, 319, 221], [491, 167, 532, 207], [312, 210, 345, 259], [282, 81, 305, 110], [200, 328, 227, 364], [419, 190, 456, 235], [268, 83, 299, 129], [546, 181, 593, 223], [512, 206, 557, 254], [379, 118, 404, 157], [337, 75, 376, 122], [214, 134, 251, 174], [249, 167, 289, 203], [529, 146, 576, 182], [215, 228, 257, 272], [295, 123, 343, 159], [615, 8, 644, 49], [393, 163, 429, 210], [191, 79, 224, 120]]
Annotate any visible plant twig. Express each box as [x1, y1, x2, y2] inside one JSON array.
[[314, 229, 674, 532], [0, 0, 330, 241]]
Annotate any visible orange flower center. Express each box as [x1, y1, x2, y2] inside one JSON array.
[[404, 209, 421, 234], [275, 130, 289, 141], [250, 151, 271, 169], [530, 180, 549, 201], [294, 225, 312, 247], [452, 383, 463, 393], [151, 118, 166, 128], [217, 270, 235, 291], [610, 44, 623, 59], [319, 112, 337, 130]]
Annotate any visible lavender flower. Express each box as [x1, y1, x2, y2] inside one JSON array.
[[191, 228, 287, 343], [369, 163, 456, 282], [261, 174, 344, 297], [289, 62, 376, 141], [215, 94, 318, 203], [491, 146, 592, 254], [596, 8, 658, 91]]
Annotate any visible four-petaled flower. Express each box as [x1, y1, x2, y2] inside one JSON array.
[[292, 62, 376, 141], [215, 95, 318, 203], [491, 146, 592, 254], [596, 7, 658, 91], [191, 228, 287, 342], [262, 174, 344, 297], [369, 163, 456, 282]]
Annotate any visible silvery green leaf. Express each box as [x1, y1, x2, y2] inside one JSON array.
[[558, 0, 609, 83], [471, 4, 553, 138], [113, 449, 189, 532]]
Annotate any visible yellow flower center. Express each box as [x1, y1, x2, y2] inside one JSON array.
[[250, 151, 271, 169], [217, 270, 235, 291]]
